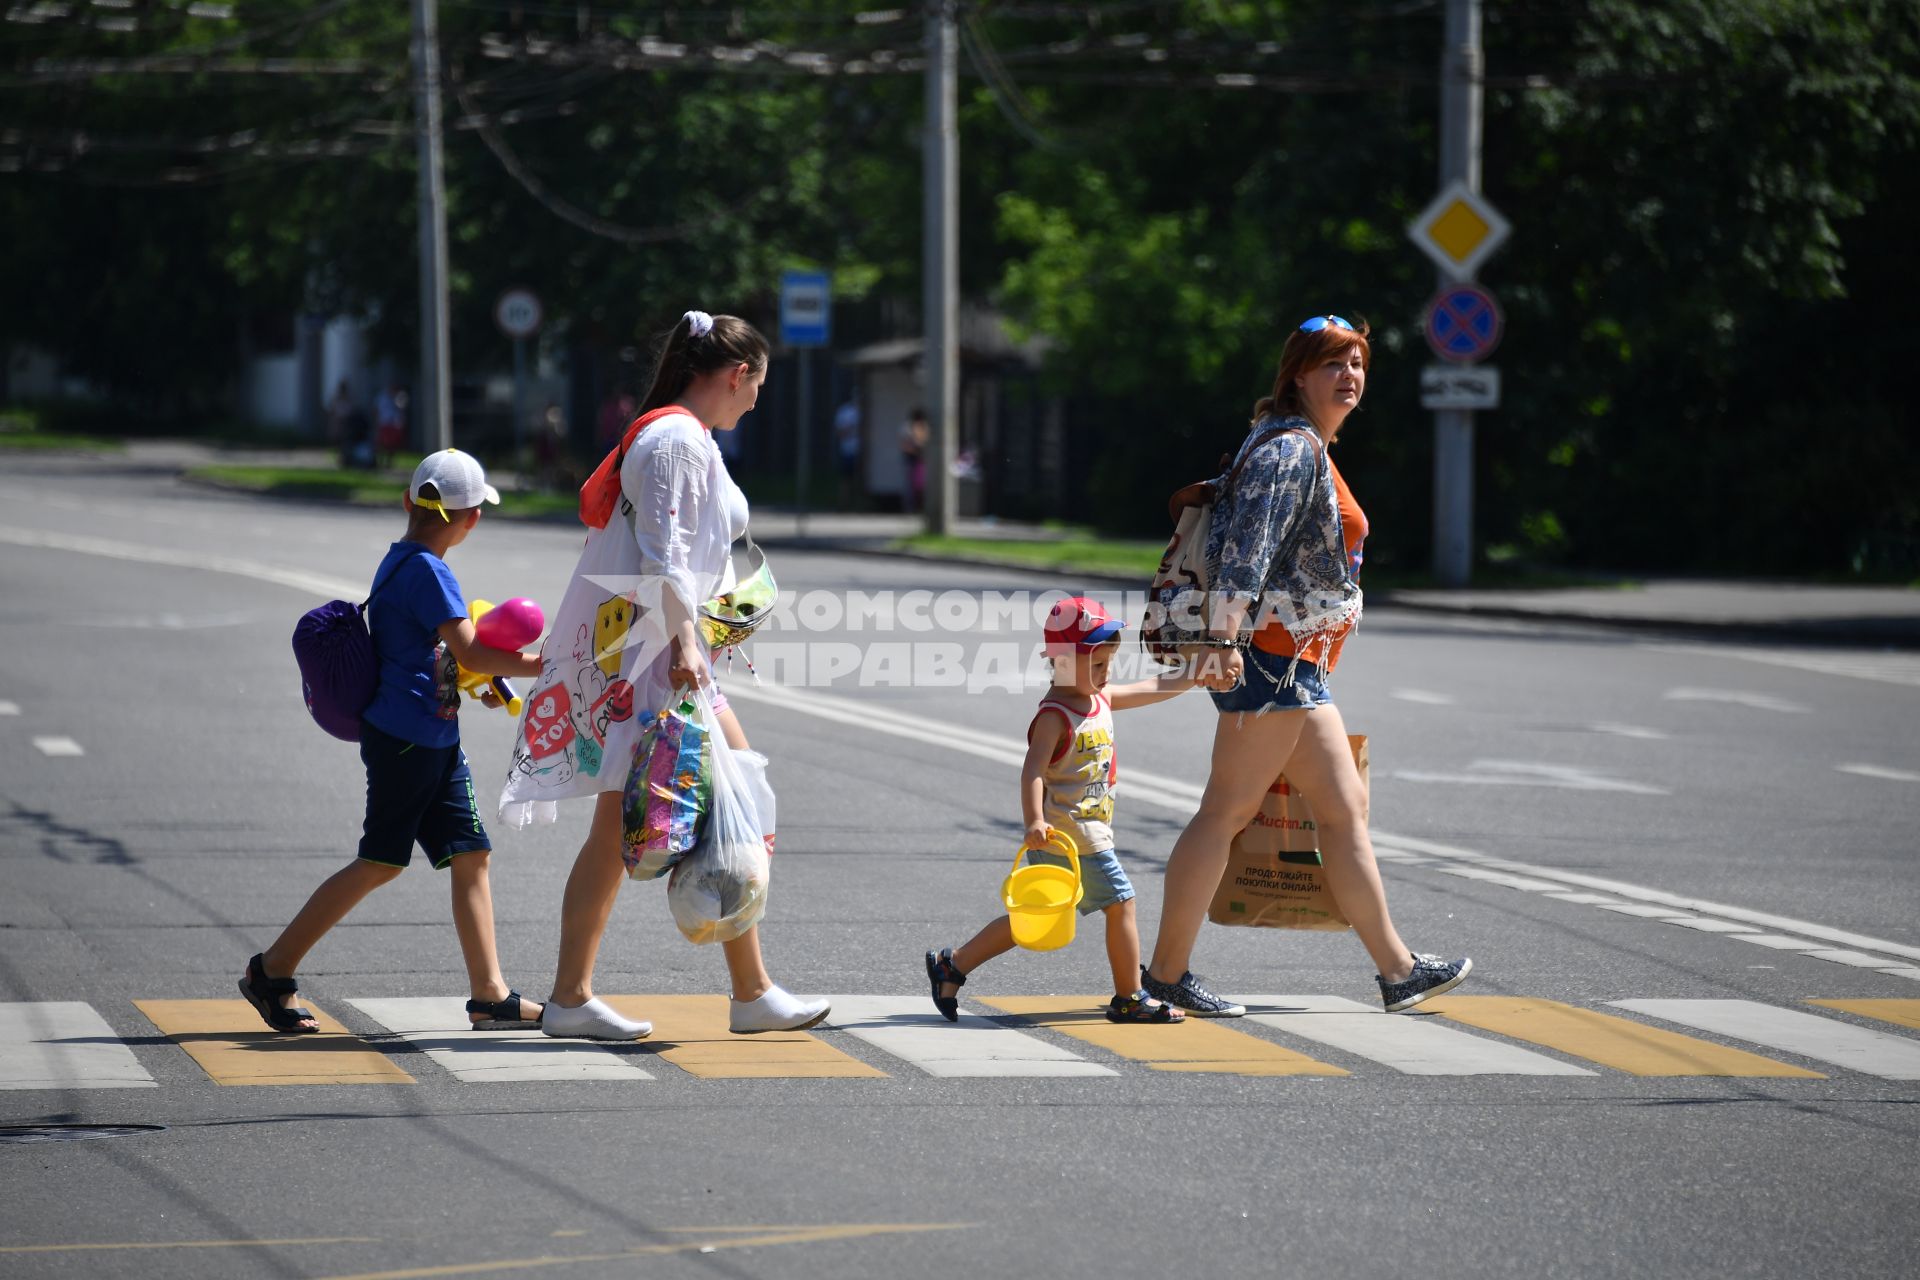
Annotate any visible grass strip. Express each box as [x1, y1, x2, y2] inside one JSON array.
[[893, 533, 1167, 579], [186, 464, 579, 518], [0, 431, 121, 452]]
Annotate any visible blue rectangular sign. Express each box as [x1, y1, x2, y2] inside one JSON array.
[[780, 270, 831, 348]]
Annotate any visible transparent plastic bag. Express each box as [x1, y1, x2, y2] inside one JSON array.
[[666, 705, 772, 944]]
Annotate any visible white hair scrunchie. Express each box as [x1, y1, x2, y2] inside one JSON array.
[[683, 310, 713, 338]]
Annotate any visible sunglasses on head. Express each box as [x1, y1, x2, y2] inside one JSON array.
[[1298, 315, 1354, 333]]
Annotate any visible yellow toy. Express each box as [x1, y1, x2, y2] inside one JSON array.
[[456, 598, 532, 716]]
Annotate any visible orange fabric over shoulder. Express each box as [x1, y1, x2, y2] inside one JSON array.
[[578, 405, 690, 529]]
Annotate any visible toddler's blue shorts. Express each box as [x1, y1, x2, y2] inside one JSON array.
[[1026, 845, 1136, 915], [358, 721, 491, 870], [1209, 646, 1334, 714]]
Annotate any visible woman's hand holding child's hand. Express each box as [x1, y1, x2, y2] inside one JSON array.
[[1184, 645, 1244, 691]]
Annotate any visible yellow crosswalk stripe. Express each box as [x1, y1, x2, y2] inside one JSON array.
[[1423, 996, 1824, 1077], [601, 996, 885, 1079], [1807, 999, 1920, 1033], [978, 996, 1348, 1077], [134, 1000, 415, 1086]]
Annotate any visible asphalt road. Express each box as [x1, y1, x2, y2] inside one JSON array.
[[1, 449, 1916, 1280]]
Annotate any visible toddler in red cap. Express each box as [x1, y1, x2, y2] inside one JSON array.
[[925, 596, 1205, 1023]]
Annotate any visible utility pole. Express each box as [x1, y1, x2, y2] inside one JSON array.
[[1432, 0, 1482, 587], [922, 1, 958, 536], [411, 0, 452, 453]]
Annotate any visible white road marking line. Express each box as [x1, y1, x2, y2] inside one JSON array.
[[1394, 760, 1670, 795], [1369, 833, 1920, 965], [1235, 995, 1594, 1076], [1835, 763, 1920, 783], [1880, 968, 1920, 982], [32, 737, 84, 757], [1589, 722, 1668, 740], [1732, 934, 1830, 952], [346, 998, 653, 1083], [1800, 949, 1914, 971], [1540, 892, 1626, 906], [1612, 1000, 1920, 1081], [0, 701, 18, 716], [1665, 919, 1759, 934], [1389, 689, 1455, 705], [825, 996, 1115, 1078], [730, 682, 1920, 967], [1662, 687, 1808, 713], [1432, 866, 1569, 892], [1648, 642, 1920, 689], [1595, 903, 1700, 921], [0, 1002, 157, 1090], [0, 525, 363, 601]]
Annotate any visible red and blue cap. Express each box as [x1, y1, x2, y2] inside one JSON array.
[[1044, 596, 1125, 654]]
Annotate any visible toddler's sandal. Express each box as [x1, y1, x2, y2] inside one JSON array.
[[1106, 991, 1185, 1024], [925, 949, 966, 1023], [467, 990, 542, 1030]]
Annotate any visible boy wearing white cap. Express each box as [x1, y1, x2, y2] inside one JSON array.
[[239, 450, 548, 1035]]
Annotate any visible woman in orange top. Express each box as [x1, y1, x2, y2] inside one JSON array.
[[1141, 316, 1473, 1017]]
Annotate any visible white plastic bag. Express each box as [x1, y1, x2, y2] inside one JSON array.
[[666, 712, 772, 945]]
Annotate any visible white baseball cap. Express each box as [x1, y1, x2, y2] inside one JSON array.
[[409, 448, 500, 520]]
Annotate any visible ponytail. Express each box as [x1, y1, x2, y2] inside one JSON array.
[[637, 310, 770, 415]]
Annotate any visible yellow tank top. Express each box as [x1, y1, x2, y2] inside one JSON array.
[[1030, 692, 1116, 854]]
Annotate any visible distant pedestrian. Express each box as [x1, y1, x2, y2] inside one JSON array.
[[324, 379, 354, 446], [535, 400, 568, 490], [1140, 314, 1472, 1017], [598, 389, 637, 452], [899, 406, 929, 514], [239, 450, 546, 1034], [925, 597, 1203, 1024], [500, 309, 828, 1041], [832, 392, 863, 509], [375, 382, 408, 470]]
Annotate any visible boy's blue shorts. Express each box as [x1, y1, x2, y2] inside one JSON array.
[[358, 721, 490, 870], [1026, 845, 1136, 916]]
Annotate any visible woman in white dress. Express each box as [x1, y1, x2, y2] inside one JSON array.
[[500, 310, 828, 1040]]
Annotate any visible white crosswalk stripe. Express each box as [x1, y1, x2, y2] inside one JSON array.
[[1610, 1000, 1920, 1081], [1233, 995, 1596, 1076], [347, 998, 654, 1083], [826, 996, 1115, 1078], [0, 1002, 156, 1090], [3, 996, 1918, 1084]]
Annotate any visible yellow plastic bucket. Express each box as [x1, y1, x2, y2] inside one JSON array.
[[1002, 833, 1083, 952]]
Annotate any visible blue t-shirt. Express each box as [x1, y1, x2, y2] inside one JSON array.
[[361, 542, 467, 748]]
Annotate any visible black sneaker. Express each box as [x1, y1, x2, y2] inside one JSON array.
[[1378, 953, 1473, 1012], [1140, 966, 1245, 1018]]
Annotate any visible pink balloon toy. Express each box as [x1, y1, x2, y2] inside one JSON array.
[[472, 597, 544, 650]]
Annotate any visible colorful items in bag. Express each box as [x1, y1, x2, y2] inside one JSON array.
[[620, 698, 714, 880], [699, 540, 778, 651]]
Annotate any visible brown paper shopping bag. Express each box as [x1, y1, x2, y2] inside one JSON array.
[[1207, 735, 1367, 932]]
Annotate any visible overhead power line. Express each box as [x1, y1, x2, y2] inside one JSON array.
[[450, 76, 689, 246]]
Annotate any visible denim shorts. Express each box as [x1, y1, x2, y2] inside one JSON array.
[[1026, 845, 1136, 916], [1209, 645, 1334, 715], [358, 721, 491, 870]]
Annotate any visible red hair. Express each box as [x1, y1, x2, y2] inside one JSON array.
[[1252, 317, 1372, 440]]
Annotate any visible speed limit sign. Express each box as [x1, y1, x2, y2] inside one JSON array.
[[494, 288, 543, 339]]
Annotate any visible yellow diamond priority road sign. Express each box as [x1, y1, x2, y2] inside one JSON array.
[[1408, 180, 1511, 280]]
